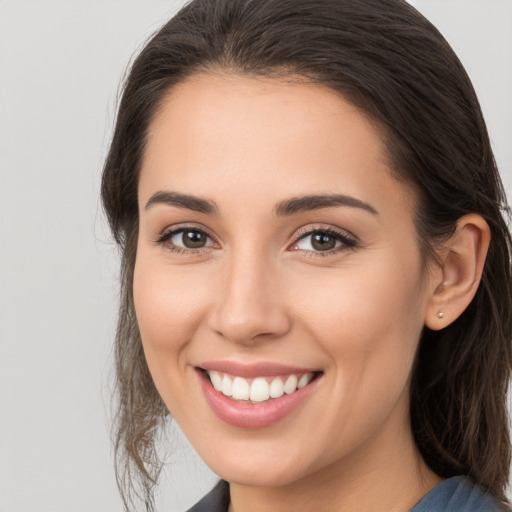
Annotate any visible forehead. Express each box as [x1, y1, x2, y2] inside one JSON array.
[[140, 72, 414, 217]]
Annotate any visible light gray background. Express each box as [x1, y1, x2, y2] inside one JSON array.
[[0, 1, 511, 511]]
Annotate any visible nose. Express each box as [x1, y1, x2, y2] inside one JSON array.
[[207, 248, 291, 345]]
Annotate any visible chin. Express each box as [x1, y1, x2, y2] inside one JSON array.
[[199, 442, 316, 488], [215, 463, 307, 488]]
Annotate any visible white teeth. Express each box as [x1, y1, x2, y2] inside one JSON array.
[[250, 378, 270, 402], [232, 377, 250, 400], [209, 370, 223, 392], [207, 371, 316, 402], [298, 372, 313, 389], [284, 375, 298, 394], [221, 374, 233, 397], [269, 377, 285, 398]]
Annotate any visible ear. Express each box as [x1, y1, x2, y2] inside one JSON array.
[[424, 214, 490, 330]]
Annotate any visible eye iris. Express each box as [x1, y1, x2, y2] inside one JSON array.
[[182, 230, 207, 248], [311, 233, 336, 251]]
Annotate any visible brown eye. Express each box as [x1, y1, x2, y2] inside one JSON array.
[[311, 233, 337, 251], [295, 230, 342, 252], [290, 228, 357, 255], [180, 230, 208, 248], [163, 228, 215, 250]]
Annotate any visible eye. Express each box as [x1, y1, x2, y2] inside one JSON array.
[[296, 232, 340, 251], [171, 229, 212, 249], [156, 227, 217, 252], [289, 228, 357, 254]]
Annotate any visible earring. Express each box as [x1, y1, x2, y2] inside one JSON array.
[[437, 311, 444, 319]]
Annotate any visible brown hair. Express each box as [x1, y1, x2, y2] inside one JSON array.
[[101, 0, 512, 509]]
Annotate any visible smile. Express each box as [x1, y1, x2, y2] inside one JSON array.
[[197, 363, 323, 428], [206, 370, 316, 402]]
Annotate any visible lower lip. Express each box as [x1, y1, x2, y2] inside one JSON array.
[[197, 370, 321, 429]]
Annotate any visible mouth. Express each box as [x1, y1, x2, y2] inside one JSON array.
[[196, 363, 323, 428], [203, 369, 320, 403]]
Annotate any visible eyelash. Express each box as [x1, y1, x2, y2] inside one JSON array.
[[154, 225, 217, 256], [289, 226, 358, 257], [154, 225, 358, 257]]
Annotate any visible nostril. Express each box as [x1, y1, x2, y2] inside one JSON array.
[[208, 310, 291, 345], [206, 269, 291, 343]]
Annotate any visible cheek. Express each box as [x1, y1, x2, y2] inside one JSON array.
[[132, 254, 216, 425], [287, 264, 425, 457], [291, 252, 425, 394], [132, 252, 208, 373]]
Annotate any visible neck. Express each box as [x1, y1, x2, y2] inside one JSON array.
[[228, 413, 441, 512]]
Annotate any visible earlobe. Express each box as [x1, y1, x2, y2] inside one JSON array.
[[424, 214, 490, 330]]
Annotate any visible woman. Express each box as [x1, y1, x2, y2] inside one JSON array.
[[101, 0, 512, 510]]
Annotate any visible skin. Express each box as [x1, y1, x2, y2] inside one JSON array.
[[134, 73, 488, 511]]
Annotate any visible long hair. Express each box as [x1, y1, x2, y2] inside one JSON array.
[[101, 0, 512, 509]]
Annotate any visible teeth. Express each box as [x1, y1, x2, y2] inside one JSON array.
[[284, 375, 298, 394], [250, 378, 270, 402], [232, 377, 250, 400], [207, 371, 316, 402], [269, 377, 285, 399], [221, 374, 233, 397], [298, 372, 313, 389], [209, 370, 223, 392]]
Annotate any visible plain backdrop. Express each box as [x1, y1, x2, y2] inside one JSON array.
[[0, 1, 511, 511]]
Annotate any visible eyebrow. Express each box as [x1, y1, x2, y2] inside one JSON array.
[[144, 190, 378, 217], [275, 194, 378, 216], [145, 191, 219, 215]]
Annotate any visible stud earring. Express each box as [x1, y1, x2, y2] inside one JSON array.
[[437, 311, 444, 319]]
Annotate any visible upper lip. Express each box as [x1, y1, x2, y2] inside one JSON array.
[[198, 360, 320, 378]]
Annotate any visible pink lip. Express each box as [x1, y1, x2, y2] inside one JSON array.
[[199, 360, 318, 378], [197, 368, 321, 429]]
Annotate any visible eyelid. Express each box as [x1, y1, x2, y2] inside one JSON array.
[[153, 222, 357, 256], [293, 223, 356, 240], [288, 224, 358, 254], [154, 223, 220, 253]]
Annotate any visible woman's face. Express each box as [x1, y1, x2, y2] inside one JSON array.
[[134, 73, 434, 487]]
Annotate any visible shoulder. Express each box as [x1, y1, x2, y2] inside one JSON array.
[[186, 477, 507, 512], [187, 480, 230, 512], [411, 476, 508, 512]]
